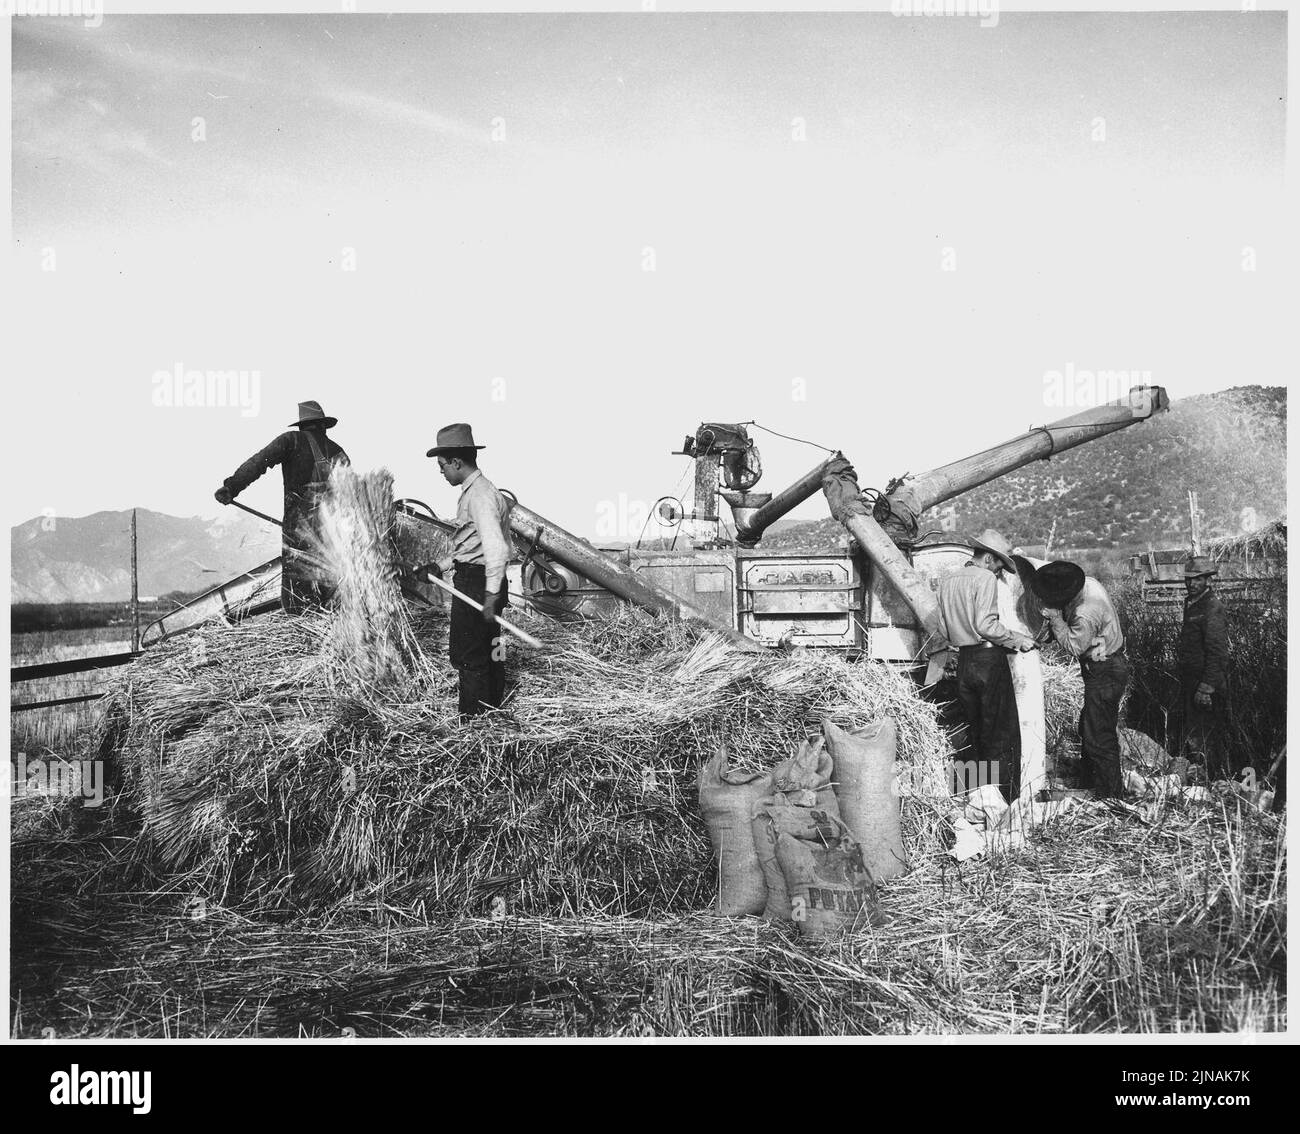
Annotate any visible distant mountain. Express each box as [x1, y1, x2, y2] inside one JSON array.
[[764, 386, 1286, 553], [11, 509, 281, 603]]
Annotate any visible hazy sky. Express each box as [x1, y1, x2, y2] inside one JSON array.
[[8, 9, 1288, 539]]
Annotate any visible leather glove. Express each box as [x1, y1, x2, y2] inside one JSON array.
[[1194, 683, 1214, 709], [214, 486, 233, 506], [482, 592, 500, 625]]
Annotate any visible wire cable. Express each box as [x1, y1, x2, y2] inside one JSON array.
[[742, 420, 838, 455]]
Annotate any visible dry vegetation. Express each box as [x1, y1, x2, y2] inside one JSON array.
[[9, 470, 1286, 1038], [11, 599, 1284, 1037]]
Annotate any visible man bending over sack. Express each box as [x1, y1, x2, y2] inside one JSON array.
[[1031, 561, 1128, 799]]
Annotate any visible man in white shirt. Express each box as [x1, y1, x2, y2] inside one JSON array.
[[934, 529, 1037, 801], [426, 423, 514, 717]]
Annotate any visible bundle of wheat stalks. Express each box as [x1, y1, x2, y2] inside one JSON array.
[[306, 466, 429, 693]]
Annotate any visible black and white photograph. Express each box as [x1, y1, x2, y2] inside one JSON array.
[[4, 0, 1292, 1074]]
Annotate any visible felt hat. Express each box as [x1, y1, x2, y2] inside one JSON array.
[[290, 400, 337, 429], [1030, 560, 1087, 607], [1182, 556, 1219, 578], [426, 423, 486, 458], [969, 528, 1018, 574]]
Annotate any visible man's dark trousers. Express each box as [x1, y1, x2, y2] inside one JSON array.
[[1078, 654, 1129, 798], [956, 645, 1021, 802], [1180, 673, 1227, 781], [449, 562, 508, 717]]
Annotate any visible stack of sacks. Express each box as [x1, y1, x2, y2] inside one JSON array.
[[700, 718, 907, 938]]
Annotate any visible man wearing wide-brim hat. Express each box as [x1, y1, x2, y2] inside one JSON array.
[[1177, 556, 1229, 777], [933, 529, 1038, 802], [1031, 559, 1128, 798], [215, 400, 349, 614], [426, 424, 514, 717]]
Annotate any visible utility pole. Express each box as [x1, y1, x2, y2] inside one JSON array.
[[130, 508, 140, 653], [1188, 490, 1202, 557]]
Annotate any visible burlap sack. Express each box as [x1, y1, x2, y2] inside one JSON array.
[[774, 818, 887, 939], [822, 718, 908, 882], [750, 794, 840, 922], [697, 746, 772, 916], [771, 736, 840, 817]]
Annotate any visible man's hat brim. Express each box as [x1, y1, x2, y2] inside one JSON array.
[[426, 444, 487, 457], [1030, 561, 1087, 607], [971, 541, 1017, 574], [1010, 554, 1038, 584], [292, 416, 338, 429]]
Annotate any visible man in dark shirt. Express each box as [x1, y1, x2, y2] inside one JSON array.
[[1178, 557, 1230, 779], [215, 400, 349, 614], [1033, 560, 1128, 799]]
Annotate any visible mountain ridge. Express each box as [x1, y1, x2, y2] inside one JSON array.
[[762, 386, 1286, 553], [11, 507, 281, 603]]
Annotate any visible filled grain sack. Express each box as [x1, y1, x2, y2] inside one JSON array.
[[822, 718, 908, 882], [774, 818, 887, 939], [698, 746, 772, 916], [750, 793, 841, 922], [770, 736, 840, 815]]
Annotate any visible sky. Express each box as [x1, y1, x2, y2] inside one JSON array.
[[7, 8, 1289, 540]]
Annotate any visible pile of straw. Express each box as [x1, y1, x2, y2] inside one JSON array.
[[94, 600, 965, 916], [92, 453, 1095, 918], [13, 786, 1283, 1037]]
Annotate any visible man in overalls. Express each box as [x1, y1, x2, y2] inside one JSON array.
[[215, 400, 349, 614]]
